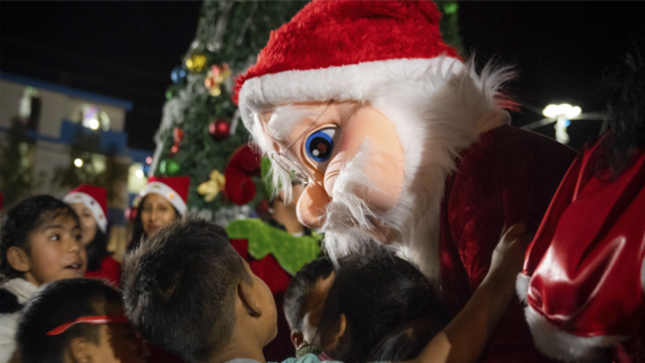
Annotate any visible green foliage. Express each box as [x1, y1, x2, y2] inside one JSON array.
[[438, 1, 465, 56], [0, 117, 43, 206], [156, 0, 306, 214]]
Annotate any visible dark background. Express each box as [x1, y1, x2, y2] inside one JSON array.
[[1, 1, 643, 151]]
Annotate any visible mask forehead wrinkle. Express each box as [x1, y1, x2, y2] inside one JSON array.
[[267, 105, 324, 143]]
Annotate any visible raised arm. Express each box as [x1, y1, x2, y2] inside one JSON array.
[[409, 223, 530, 363]]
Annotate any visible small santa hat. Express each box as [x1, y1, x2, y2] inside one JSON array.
[[224, 145, 262, 206], [64, 185, 108, 233], [140, 176, 190, 215], [234, 0, 460, 132]]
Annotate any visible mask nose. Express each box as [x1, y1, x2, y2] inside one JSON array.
[[296, 183, 331, 229]]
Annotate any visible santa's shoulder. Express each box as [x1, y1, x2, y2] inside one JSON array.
[[457, 125, 576, 176]]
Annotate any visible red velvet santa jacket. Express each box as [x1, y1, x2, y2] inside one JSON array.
[[440, 125, 577, 363]]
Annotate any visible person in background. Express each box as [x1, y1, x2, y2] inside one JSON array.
[[65, 185, 120, 287], [16, 278, 147, 363], [129, 176, 189, 250], [283, 257, 335, 357], [0, 195, 87, 362], [518, 47, 645, 363]]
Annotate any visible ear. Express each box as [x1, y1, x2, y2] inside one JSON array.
[[6, 247, 30, 273], [237, 280, 263, 318], [69, 337, 92, 363], [290, 330, 306, 350], [333, 313, 347, 341]]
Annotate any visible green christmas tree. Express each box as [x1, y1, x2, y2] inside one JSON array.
[[151, 0, 305, 223]]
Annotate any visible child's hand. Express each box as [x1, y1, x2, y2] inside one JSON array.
[[485, 223, 532, 297]]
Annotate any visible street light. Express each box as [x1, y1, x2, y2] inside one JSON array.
[[542, 103, 582, 145]]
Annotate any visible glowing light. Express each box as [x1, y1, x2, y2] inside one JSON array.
[[135, 169, 144, 178], [74, 158, 83, 168], [145, 156, 152, 165], [88, 119, 100, 130], [543, 104, 582, 119]]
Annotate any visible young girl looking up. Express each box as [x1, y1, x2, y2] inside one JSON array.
[[65, 185, 121, 287], [129, 176, 189, 250], [0, 195, 87, 361]]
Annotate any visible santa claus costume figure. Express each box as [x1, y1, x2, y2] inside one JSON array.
[[234, 1, 577, 362], [518, 50, 645, 363]]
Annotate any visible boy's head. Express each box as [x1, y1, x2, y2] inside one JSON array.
[[122, 217, 277, 363], [17, 278, 146, 363], [1, 195, 87, 286], [283, 257, 335, 351], [317, 250, 451, 362]]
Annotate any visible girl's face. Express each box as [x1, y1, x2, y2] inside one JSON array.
[[69, 202, 98, 245], [24, 213, 87, 286], [140, 194, 177, 238]]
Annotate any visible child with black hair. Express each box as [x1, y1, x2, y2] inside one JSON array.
[[316, 250, 451, 363], [0, 195, 87, 361], [122, 217, 529, 363], [283, 257, 335, 356], [16, 278, 147, 363]]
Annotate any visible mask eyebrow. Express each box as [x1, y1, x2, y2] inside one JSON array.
[[266, 105, 325, 142]]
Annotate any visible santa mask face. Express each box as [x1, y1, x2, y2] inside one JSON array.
[[260, 101, 405, 242]]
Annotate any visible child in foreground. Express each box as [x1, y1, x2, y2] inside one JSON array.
[[316, 250, 451, 362], [122, 217, 529, 363], [16, 278, 147, 363], [283, 257, 335, 356], [0, 195, 87, 361]]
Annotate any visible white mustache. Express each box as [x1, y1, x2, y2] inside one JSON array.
[[321, 140, 397, 267]]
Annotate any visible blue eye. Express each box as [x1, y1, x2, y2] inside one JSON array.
[[305, 128, 336, 162]]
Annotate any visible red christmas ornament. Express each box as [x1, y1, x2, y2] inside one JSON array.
[[170, 145, 179, 155], [173, 127, 185, 144], [209, 119, 231, 141]]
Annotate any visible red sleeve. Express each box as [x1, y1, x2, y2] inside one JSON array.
[[85, 256, 122, 288], [440, 126, 576, 363]]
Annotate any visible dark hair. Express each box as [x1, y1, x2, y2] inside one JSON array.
[[122, 217, 250, 362], [129, 194, 179, 251], [86, 228, 109, 272], [16, 278, 123, 363], [597, 45, 645, 179], [318, 250, 451, 363], [284, 257, 334, 331], [1, 195, 79, 280], [367, 317, 444, 361]]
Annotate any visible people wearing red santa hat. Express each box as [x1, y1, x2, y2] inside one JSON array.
[[129, 176, 189, 250], [234, 1, 576, 362], [518, 50, 645, 363], [64, 185, 120, 287]]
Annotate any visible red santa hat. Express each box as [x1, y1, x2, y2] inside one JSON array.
[[234, 0, 460, 129], [516, 140, 645, 362], [64, 185, 108, 233], [140, 176, 190, 215], [224, 145, 262, 206]]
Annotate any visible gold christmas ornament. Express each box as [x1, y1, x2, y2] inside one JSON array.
[[186, 54, 207, 73], [204, 64, 232, 97], [197, 169, 226, 202]]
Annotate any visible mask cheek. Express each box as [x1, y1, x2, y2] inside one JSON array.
[[363, 157, 404, 212], [297, 183, 331, 229]]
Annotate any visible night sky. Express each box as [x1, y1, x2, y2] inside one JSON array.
[[1, 1, 643, 151]]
